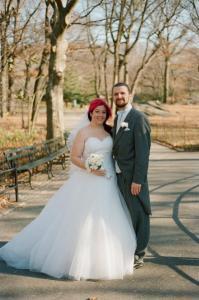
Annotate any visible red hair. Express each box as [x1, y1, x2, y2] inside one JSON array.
[[88, 98, 112, 122]]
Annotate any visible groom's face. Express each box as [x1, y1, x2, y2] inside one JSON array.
[[112, 86, 131, 109]]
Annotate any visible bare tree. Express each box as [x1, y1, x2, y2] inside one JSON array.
[[0, 0, 13, 117], [103, 0, 128, 86], [124, 0, 186, 99], [94, 0, 165, 102], [44, 0, 79, 139], [84, 0, 157, 105], [186, 0, 199, 34], [7, 0, 20, 113], [21, 46, 33, 129], [86, 19, 110, 99], [94, 0, 188, 103], [156, 1, 189, 103], [77, 0, 110, 101], [0, 0, 41, 117], [45, 0, 104, 138], [30, 1, 51, 132], [87, 25, 102, 97]]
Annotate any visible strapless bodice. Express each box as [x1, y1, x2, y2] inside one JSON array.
[[83, 136, 113, 172]]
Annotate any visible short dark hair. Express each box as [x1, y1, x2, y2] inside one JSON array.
[[112, 82, 131, 93]]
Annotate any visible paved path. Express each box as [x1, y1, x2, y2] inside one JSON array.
[[0, 138, 198, 299]]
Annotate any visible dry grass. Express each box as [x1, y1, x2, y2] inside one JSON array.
[[0, 104, 198, 152], [0, 115, 46, 151], [149, 104, 199, 151], [0, 195, 15, 209], [0, 194, 25, 214]]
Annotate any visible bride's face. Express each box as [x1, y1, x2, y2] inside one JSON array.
[[90, 105, 107, 125]]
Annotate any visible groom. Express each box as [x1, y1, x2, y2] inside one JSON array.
[[112, 82, 151, 269]]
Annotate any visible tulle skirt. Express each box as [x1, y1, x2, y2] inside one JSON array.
[[0, 168, 136, 280]]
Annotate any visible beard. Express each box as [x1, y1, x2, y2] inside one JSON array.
[[115, 100, 128, 108]]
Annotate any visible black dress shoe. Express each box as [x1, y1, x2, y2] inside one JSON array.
[[134, 256, 144, 269]]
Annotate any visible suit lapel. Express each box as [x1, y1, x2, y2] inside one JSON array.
[[113, 108, 135, 147], [112, 115, 118, 139]]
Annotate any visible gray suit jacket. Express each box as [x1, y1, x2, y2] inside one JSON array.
[[112, 108, 151, 214]]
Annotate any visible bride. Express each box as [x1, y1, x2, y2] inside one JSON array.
[[0, 98, 136, 280]]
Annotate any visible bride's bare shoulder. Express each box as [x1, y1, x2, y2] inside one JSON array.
[[76, 126, 90, 140]]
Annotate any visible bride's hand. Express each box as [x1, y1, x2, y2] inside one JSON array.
[[91, 168, 106, 176]]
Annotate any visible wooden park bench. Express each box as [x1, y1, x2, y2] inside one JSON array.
[[3, 134, 70, 190]]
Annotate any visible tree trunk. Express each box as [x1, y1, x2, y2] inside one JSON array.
[[0, 19, 8, 118], [8, 67, 15, 113], [30, 3, 51, 132], [93, 57, 99, 97], [120, 55, 129, 84], [0, 65, 8, 118], [30, 46, 49, 132], [46, 25, 67, 139], [130, 64, 146, 100], [163, 56, 169, 103], [22, 61, 31, 132], [97, 60, 102, 96], [7, 54, 18, 114], [103, 48, 109, 103], [123, 59, 129, 84], [113, 49, 119, 85], [45, 0, 78, 139], [111, 46, 120, 108]]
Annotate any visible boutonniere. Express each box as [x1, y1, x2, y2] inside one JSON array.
[[120, 122, 130, 131]]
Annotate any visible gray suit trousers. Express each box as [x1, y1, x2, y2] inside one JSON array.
[[117, 173, 150, 258]]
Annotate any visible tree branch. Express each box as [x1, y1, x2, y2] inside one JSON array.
[[55, 0, 63, 11]]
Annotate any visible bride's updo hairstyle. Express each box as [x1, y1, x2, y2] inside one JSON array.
[[88, 98, 112, 134], [88, 98, 112, 122]]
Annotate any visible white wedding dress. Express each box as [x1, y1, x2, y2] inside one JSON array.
[[0, 136, 136, 280]]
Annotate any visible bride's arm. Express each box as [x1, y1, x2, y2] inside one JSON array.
[[70, 130, 87, 170]]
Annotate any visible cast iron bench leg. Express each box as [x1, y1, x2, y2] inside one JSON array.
[[28, 169, 33, 189], [50, 161, 54, 177], [14, 169, 18, 202], [61, 155, 66, 169], [47, 162, 52, 179]]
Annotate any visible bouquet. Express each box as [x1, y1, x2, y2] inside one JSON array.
[[85, 153, 104, 172]]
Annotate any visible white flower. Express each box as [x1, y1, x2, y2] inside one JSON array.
[[121, 121, 129, 128], [85, 153, 104, 172]]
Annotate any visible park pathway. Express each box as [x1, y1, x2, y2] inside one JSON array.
[[0, 116, 198, 299]]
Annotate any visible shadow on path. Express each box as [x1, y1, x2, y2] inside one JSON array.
[[147, 246, 199, 286], [0, 258, 71, 282], [172, 184, 199, 243], [150, 174, 199, 193]]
